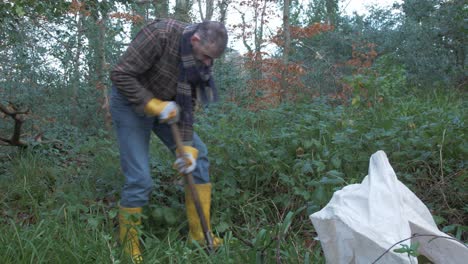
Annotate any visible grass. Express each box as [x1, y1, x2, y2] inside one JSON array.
[[0, 88, 465, 263]]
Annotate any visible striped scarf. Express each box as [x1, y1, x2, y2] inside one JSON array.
[[176, 24, 218, 143]]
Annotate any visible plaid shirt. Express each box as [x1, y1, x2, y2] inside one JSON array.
[[111, 19, 187, 112], [111, 19, 219, 144], [112, 19, 212, 144]]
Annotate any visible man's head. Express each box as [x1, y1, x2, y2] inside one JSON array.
[[190, 21, 228, 66]]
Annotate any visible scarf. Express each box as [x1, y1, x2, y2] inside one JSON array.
[[176, 24, 218, 143]]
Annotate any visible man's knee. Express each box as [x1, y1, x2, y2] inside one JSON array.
[[193, 135, 208, 158]]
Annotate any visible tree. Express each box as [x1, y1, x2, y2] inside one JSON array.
[[71, 1, 85, 126], [174, 0, 192, 22], [217, 0, 232, 23], [436, 0, 466, 85], [280, 0, 291, 101], [395, 0, 465, 86], [81, 0, 113, 127], [325, 0, 338, 25], [197, 0, 214, 21], [153, 0, 169, 18], [306, 0, 339, 25]]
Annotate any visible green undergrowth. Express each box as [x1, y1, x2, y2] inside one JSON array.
[[0, 88, 466, 263], [201, 89, 466, 233]]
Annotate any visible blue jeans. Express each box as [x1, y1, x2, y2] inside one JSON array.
[[110, 87, 210, 208]]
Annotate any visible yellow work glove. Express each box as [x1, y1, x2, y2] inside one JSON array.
[[144, 98, 179, 123], [174, 146, 198, 174]]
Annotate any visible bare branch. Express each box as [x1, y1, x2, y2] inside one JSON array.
[[197, 0, 205, 21], [233, 6, 253, 53]]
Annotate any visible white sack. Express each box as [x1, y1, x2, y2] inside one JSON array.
[[310, 150, 468, 264]]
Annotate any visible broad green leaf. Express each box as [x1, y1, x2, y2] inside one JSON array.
[[301, 161, 313, 174], [331, 155, 342, 169], [15, 5, 25, 17], [216, 221, 230, 233], [352, 96, 360, 106], [254, 229, 267, 248], [312, 160, 326, 173], [281, 211, 294, 236], [326, 170, 345, 180], [319, 176, 344, 185], [108, 208, 118, 219]]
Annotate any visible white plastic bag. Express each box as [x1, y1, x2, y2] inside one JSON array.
[[310, 150, 468, 264]]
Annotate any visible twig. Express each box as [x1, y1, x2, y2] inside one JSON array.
[[231, 228, 255, 247], [438, 128, 450, 209], [275, 236, 282, 264], [31, 18, 71, 49], [372, 233, 468, 263], [197, 0, 205, 21], [232, 6, 253, 54], [105, 236, 117, 264]]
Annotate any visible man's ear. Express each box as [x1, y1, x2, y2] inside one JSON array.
[[190, 33, 201, 45]]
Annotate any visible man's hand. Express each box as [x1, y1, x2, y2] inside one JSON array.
[[144, 98, 179, 123], [174, 146, 198, 174]]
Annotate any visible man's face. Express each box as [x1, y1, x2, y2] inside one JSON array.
[[191, 34, 221, 67]]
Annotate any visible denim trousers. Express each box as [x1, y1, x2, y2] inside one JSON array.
[[110, 87, 210, 208]]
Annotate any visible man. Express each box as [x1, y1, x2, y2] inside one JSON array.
[[110, 19, 228, 261]]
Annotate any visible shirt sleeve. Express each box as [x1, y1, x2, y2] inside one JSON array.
[[110, 24, 164, 114]]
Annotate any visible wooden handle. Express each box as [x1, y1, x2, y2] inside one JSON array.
[[170, 123, 214, 252], [170, 123, 185, 152]]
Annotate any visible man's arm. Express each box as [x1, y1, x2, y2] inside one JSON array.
[[110, 25, 164, 114]]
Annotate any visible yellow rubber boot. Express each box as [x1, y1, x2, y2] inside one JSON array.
[[185, 183, 223, 248], [119, 206, 143, 263]]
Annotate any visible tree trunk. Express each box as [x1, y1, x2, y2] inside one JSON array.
[[96, 14, 112, 130], [217, 0, 230, 23], [153, 0, 169, 18], [205, 0, 214, 21], [197, 0, 204, 20], [71, 10, 84, 126], [325, 0, 337, 25], [196, 0, 215, 21], [83, 0, 111, 129], [280, 0, 291, 102], [254, 0, 267, 80], [237, 9, 253, 54], [175, 0, 192, 22], [132, 0, 147, 35]]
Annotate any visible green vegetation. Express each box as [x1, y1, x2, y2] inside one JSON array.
[[1, 87, 466, 263], [1, 0, 466, 262]]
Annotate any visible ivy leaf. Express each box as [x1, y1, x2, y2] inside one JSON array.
[[326, 170, 345, 180], [352, 96, 360, 106], [87, 217, 100, 229], [314, 186, 326, 203], [163, 207, 178, 225], [312, 160, 326, 172], [15, 5, 25, 17], [108, 208, 118, 219], [301, 161, 313, 174], [331, 155, 342, 169], [319, 175, 344, 185], [303, 140, 314, 149], [216, 221, 230, 233]]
